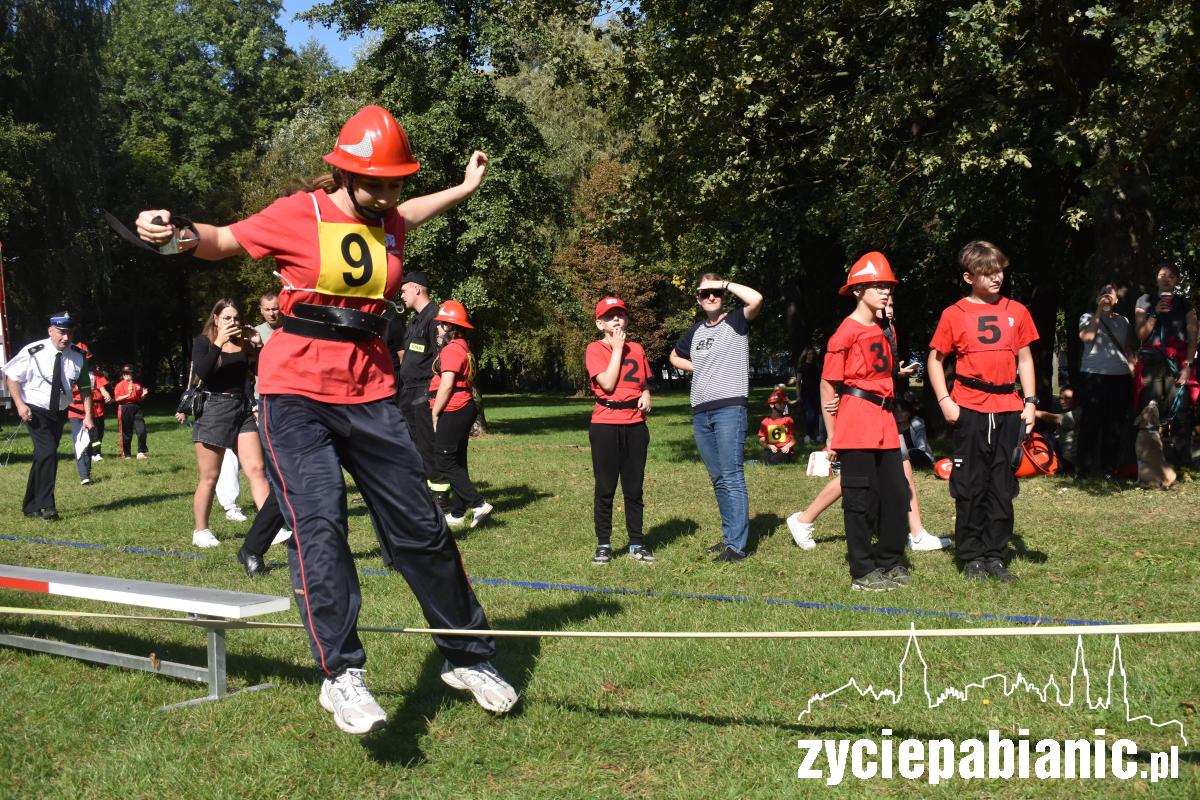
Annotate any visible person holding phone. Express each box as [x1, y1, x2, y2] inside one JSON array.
[[189, 298, 271, 547], [1077, 282, 1135, 479]]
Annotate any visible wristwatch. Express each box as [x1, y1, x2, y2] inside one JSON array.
[[1023, 396, 1040, 406]]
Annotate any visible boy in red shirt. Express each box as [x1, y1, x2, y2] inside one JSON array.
[[821, 252, 911, 591], [757, 389, 796, 465], [113, 364, 150, 459], [927, 240, 1038, 583], [586, 297, 653, 563]]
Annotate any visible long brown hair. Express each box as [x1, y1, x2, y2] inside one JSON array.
[[200, 298, 253, 355]]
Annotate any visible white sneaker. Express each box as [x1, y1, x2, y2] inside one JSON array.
[[470, 501, 494, 529], [272, 528, 293, 546], [136, 452, 148, 460], [445, 512, 467, 526], [441, 660, 519, 713], [224, 507, 248, 522], [80, 478, 92, 486], [908, 530, 948, 551], [192, 529, 220, 548], [91, 454, 103, 462], [786, 512, 816, 550], [319, 668, 387, 735]]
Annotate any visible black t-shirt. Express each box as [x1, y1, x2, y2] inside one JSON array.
[[398, 302, 439, 400], [192, 335, 254, 394]]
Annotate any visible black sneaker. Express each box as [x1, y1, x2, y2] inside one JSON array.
[[712, 546, 747, 563], [882, 565, 911, 586], [985, 558, 1016, 583], [963, 560, 990, 581], [705, 541, 727, 554], [851, 568, 897, 592], [591, 546, 612, 564], [629, 545, 656, 563]]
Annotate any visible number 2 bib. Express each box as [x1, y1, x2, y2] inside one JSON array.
[[312, 195, 388, 299]]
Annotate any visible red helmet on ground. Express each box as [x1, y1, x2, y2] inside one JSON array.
[[322, 105, 421, 178], [934, 458, 953, 480], [434, 300, 474, 329], [838, 251, 898, 296]]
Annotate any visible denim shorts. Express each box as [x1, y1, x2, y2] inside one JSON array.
[[192, 393, 257, 449]]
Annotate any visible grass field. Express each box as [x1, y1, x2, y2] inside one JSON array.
[[1, 391, 1197, 798]]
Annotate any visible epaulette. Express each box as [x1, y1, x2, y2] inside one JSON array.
[[26, 343, 44, 355]]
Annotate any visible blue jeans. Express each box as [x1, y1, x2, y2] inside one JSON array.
[[693, 404, 749, 553]]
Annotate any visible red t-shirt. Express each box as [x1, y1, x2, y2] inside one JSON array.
[[929, 297, 1038, 413], [586, 340, 649, 424], [429, 338, 474, 413], [113, 378, 146, 405], [758, 415, 796, 448], [822, 317, 899, 450], [69, 375, 108, 420], [229, 190, 405, 403]]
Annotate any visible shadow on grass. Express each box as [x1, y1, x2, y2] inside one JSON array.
[[1010, 534, 1048, 564], [362, 595, 623, 766], [746, 512, 784, 554], [89, 491, 194, 512], [485, 409, 594, 437], [645, 518, 699, 550]]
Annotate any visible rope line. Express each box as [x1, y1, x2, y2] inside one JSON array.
[[2, 606, 1198, 639]]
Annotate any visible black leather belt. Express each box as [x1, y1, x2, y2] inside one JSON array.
[[840, 385, 894, 412], [956, 375, 1016, 394], [281, 303, 389, 342], [595, 398, 640, 410]]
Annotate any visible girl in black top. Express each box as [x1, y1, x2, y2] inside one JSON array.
[[188, 298, 271, 548]]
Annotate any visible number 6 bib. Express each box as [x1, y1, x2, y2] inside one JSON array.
[[313, 196, 388, 299]]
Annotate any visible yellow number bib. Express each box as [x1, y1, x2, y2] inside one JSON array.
[[315, 220, 388, 299]]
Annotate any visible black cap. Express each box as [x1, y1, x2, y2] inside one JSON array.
[[402, 271, 430, 289]]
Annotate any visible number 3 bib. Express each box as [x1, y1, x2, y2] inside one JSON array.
[[312, 195, 388, 299]]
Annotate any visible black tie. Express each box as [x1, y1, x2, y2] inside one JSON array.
[[49, 352, 64, 411]]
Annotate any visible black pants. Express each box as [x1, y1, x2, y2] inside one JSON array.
[[760, 447, 795, 465], [89, 416, 105, 457], [589, 422, 649, 546], [243, 488, 287, 558], [1137, 359, 1192, 467], [839, 449, 908, 579], [949, 408, 1022, 564], [260, 394, 494, 677], [400, 391, 437, 483], [434, 397, 484, 516], [118, 404, 147, 457], [23, 406, 65, 514], [1077, 372, 1131, 477]]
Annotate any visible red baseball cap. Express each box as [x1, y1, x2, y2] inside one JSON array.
[[595, 297, 628, 319]]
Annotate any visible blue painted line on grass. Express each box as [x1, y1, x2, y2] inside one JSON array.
[[1, 532, 1114, 626]]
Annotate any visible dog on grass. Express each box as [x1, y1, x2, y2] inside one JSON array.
[[1134, 400, 1176, 489]]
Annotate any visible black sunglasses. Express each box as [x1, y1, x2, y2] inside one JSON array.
[[696, 289, 725, 300]]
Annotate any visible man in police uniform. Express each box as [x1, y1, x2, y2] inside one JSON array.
[[394, 271, 441, 486], [2, 312, 93, 519]]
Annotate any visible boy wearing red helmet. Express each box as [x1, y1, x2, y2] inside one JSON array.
[[757, 389, 796, 465], [113, 364, 150, 459], [429, 300, 492, 529], [927, 241, 1038, 583], [135, 105, 517, 735], [586, 297, 654, 564], [820, 252, 911, 591]]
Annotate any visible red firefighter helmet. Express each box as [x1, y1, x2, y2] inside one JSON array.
[[933, 458, 953, 480], [434, 300, 474, 329], [838, 251, 899, 296], [767, 389, 787, 407], [322, 105, 421, 178]]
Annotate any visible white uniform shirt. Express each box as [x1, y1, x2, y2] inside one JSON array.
[[1, 338, 89, 411]]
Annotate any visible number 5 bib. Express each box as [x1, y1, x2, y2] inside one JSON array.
[[312, 195, 388, 299]]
